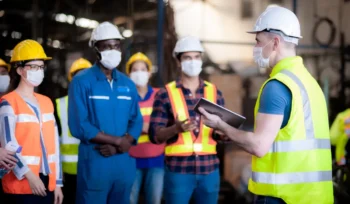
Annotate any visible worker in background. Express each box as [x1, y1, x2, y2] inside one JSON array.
[[330, 109, 350, 166], [68, 22, 142, 204], [199, 6, 333, 204], [0, 39, 63, 204], [0, 58, 17, 201], [55, 58, 92, 204], [0, 58, 10, 97], [127, 52, 165, 204], [149, 36, 225, 204]]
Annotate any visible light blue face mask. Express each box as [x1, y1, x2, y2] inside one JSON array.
[[0, 75, 10, 93]]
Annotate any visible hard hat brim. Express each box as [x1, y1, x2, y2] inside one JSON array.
[[10, 56, 52, 63], [246, 30, 303, 39]]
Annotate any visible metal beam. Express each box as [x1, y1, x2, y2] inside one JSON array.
[[156, 0, 165, 86]]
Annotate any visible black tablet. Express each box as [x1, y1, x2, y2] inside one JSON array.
[[194, 98, 246, 128]]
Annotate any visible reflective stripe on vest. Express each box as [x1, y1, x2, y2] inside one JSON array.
[[136, 90, 158, 144], [252, 171, 332, 185], [165, 81, 217, 156], [138, 134, 150, 143], [251, 70, 332, 184], [56, 96, 80, 174]]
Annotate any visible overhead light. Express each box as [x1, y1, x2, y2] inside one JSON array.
[[75, 18, 99, 29], [54, 13, 98, 29], [2, 31, 8, 37], [0, 10, 5, 18], [5, 50, 13, 57], [88, 0, 96, 4], [52, 40, 61, 48], [67, 15, 75, 24], [11, 31, 22, 39], [122, 29, 133, 38], [55, 13, 68, 23], [37, 37, 43, 44]]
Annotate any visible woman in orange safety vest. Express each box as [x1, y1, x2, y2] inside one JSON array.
[[0, 39, 63, 204]]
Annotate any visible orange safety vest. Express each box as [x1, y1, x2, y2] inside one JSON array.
[[129, 88, 165, 158], [165, 81, 217, 156], [1, 91, 57, 194]]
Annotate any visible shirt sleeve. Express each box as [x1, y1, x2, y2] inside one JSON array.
[[149, 88, 171, 144], [54, 120, 63, 187], [0, 100, 30, 180], [126, 85, 143, 142], [68, 78, 100, 144], [258, 80, 291, 115]]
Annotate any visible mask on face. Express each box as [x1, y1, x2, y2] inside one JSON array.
[[26, 69, 44, 87], [181, 60, 203, 77], [130, 71, 149, 87], [100, 50, 122, 70], [0, 75, 10, 93], [253, 40, 273, 69]]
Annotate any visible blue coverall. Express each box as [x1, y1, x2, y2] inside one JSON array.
[[68, 64, 143, 204]]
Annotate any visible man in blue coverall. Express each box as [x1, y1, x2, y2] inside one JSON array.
[[68, 22, 143, 204]]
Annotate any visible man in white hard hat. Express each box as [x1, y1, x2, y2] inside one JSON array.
[[68, 22, 142, 204], [149, 36, 226, 204], [198, 6, 334, 204]]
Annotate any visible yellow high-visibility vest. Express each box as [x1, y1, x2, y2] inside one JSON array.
[[330, 109, 350, 165], [249, 57, 333, 204], [164, 81, 217, 156], [56, 95, 80, 175]]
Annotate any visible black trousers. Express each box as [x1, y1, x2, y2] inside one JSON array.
[[4, 173, 54, 204], [62, 173, 77, 204]]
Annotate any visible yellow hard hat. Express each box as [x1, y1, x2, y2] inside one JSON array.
[[126, 52, 152, 74], [68, 58, 92, 81], [10, 39, 52, 63], [0, 58, 10, 72]]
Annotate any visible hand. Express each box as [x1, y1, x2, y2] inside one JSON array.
[[95, 144, 117, 157], [54, 186, 64, 204], [142, 123, 150, 133], [174, 114, 197, 133], [198, 107, 224, 129], [214, 130, 230, 141], [117, 136, 133, 153], [26, 171, 47, 197], [0, 148, 17, 170]]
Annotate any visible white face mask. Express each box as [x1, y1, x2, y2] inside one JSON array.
[[0, 75, 10, 93], [253, 40, 273, 69], [130, 71, 149, 87], [181, 60, 203, 77], [26, 69, 44, 87], [100, 50, 122, 70]]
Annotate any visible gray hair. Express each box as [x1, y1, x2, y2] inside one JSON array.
[[268, 30, 299, 45]]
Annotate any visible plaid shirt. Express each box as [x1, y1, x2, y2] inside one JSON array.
[[149, 79, 225, 174]]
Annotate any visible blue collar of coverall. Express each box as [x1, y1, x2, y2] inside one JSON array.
[[92, 63, 120, 81]]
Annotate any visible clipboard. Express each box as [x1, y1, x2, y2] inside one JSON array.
[[194, 98, 246, 128]]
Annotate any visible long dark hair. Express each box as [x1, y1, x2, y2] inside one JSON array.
[[6, 62, 24, 93]]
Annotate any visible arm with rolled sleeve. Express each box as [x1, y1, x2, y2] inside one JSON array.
[[126, 85, 143, 143], [68, 78, 100, 143], [0, 100, 30, 180], [54, 120, 63, 186]]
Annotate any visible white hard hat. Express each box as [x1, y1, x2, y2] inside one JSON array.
[[247, 6, 302, 43], [173, 36, 204, 57], [89, 22, 124, 47]]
